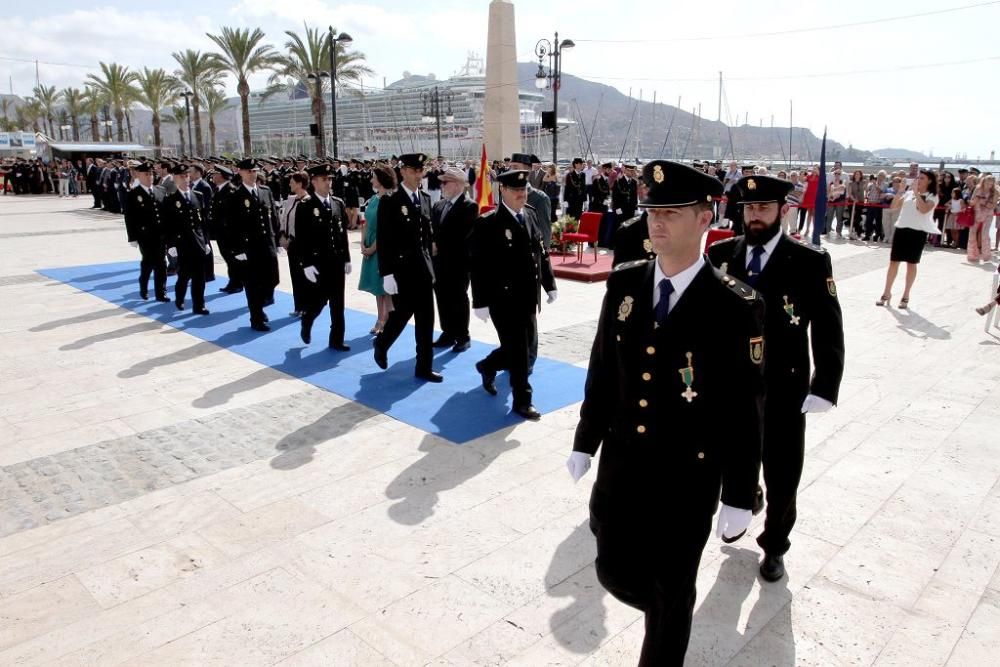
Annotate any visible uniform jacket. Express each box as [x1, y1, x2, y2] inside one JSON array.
[[564, 170, 587, 204], [574, 259, 765, 514], [294, 193, 350, 268], [590, 175, 611, 210], [431, 193, 478, 266], [162, 189, 207, 269], [376, 185, 435, 282], [707, 233, 845, 404], [612, 176, 638, 217], [527, 187, 553, 246], [225, 183, 278, 260], [469, 204, 556, 315], [209, 182, 232, 242], [124, 184, 164, 244], [611, 212, 654, 267]]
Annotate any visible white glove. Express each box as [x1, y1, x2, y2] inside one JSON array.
[[383, 274, 398, 295], [474, 307, 490, 322], [303, 266, 319, 283], [615, 208, 623, 215], [234, 253, 247, 261], [166, 247, 177, 258], [715, 504, 752, 541], [129, 241, 138, 248], [344, 263, 352, 275], [204, 243, 212, 255], [801, 394, 834, 414], [566, 452, 592, 483], [546, 290, 558, 304]]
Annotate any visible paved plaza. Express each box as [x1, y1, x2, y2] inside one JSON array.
[[1, 194, 999, 666]]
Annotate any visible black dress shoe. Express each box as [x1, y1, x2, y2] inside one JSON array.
[[264, 297, 275, 306], [155, 295, 170, 303], [475, 361, 497, 395], [415, 370, 444, 383], [513, 404, 542, 421], [250, 322, 271, 332], [175, 300, 185, 311], [451, 340, 471, 353], [432, 335, 456, 349], [262, 314, 269, 323], [140, 291, 148, 300], [329, 343, 351, 351], [300, 320, 312, 344], [759, 554, 785, 582], [193, 307, 210, 315], [752, 486, 764, 516], [374, 346, 388, 370]]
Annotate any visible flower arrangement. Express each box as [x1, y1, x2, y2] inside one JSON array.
[[551, 214, 579, 249]]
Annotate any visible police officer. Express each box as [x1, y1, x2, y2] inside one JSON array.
[[227, 158, 279, 332], [162, 164, 211, 315], [589, 161, 611, 214], [563, 157, 588, 219], [124, 162, 169, 302], [509, 153, 552, 246], [297, 163, 352, 350], [209, 166, 243, 294], [612, 178, 656, 267], [470, 169, 557, 421], [373, 152, 443, 383], [707, 174, 845, 583], [567, 160, 765, 665], [611, 163, 639, 240], [430, 167, 479, 353]]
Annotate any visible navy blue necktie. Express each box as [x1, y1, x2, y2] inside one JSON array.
[[412, 192, 420, 209], [655, 278, 674, 326], [747, 245, 765, 286], [516, 212, 526, 227]]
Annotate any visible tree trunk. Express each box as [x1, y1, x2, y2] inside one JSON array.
[[125, 111, 134, 143], [114, 108, 125, 142], [71, 116, 80, 141], [89, 114, 99, 141], [192, 96, 204, 156], [209, 114, 217, 155], [152, 113, 162, 158], [47, 116, 54, 138], [239, 79, 251, 156]]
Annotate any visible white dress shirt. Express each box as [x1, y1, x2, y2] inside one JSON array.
[[653, 255, 704, 314], [744, 231, 783, 274]]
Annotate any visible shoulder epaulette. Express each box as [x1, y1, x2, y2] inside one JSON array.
[[789, 235, 827, 253], [618, 215, 643, 230], [718, 272, 760, 302], [612, 258, 652, 273], [331, 195, 345, 205], [523, 203, 536, 211], [708, 235, 739, 249], [300, 194, 311, 202]]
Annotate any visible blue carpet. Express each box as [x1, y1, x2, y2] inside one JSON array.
[[38, 262, 587, 444]]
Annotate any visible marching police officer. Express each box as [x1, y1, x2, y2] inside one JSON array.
[[430, 167, 479, 353], [225, 158, 279, 331], [209, 166, 243, 294], [124, 162, 169, 302], [470, 169, 557, 421], [373, 152, 444, 383], [296, 163, 352, 350], [162, 164, 211, 315], [567, 160, 765, 665], [707, 174, 845, 583]]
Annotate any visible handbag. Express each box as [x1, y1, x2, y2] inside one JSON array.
[[956, 206, 975, 228]]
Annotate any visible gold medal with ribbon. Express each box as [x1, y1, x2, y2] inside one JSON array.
[[783, 296, 800, 325]]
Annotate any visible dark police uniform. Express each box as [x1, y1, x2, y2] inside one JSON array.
[[162, 177, 209, 313], [296, 164, 351, 349], [374, 152, 442, 381], [431, 190, 479, 349], [226, 159, 279, 331], [574, 160, 764, 665], [123, 166, 168, 301], [210, 169, 243, 293], [612, 212, 655, 267], [589, 168, 611, 214], [707, 175, 845, 569], [470, 169, 556, 420], [612, 168, 639, 230], [564, 163, 588, 219]]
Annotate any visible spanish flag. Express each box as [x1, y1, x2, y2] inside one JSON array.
[[476, 143, 492, 212]]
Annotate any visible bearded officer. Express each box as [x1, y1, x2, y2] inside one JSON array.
[[373, 152, 444, 382], [470, 169, 557, 421], [707, 174, 844, 583], [227, 158, 279, 332], [124, 161, 170, 302], [567, 160, 765, 665], [162, 164, 211, 315], [297, 163, 352, 351]]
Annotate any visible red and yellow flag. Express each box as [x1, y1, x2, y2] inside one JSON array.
[[475, 143, 492, 212]]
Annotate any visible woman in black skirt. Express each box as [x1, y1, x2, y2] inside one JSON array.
[[877, 170, 940, 309]]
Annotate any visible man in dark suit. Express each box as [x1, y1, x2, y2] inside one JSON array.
[[226, 159, 279, 332], [470, 169, 557, 421], [568, 160, 765, 665], [707, 174, 845, 583], [296, 163, 352, 350], [162, 164, 210, 315], [124, 162, 170, 302], [86, 158, 102, 208], [564, 157, 587, 220], [373, 152, 443, 382], [430, 167, 479, 353], [209, 167, 242, 294]]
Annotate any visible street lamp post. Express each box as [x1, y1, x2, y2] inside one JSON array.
[[421, 86, 454, 159], [328, 27, 353, 158], [180, 91, 194, 157], [534, 32, 574, 167]]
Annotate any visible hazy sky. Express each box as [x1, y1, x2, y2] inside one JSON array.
[[4, 0, 998, 158]]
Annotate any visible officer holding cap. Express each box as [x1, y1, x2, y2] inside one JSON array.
[[568, 160, 765, 665], [707, 174, 844, 583]]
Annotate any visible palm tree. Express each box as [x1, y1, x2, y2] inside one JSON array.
[[81, 86, 104, 141], [60, 87, 85, 141], [0, 98, 13, 132], [86, 62, 137, 142], [18, 98, 43, 133], [207, 26, 279, 156], [172, 49, 221, 156], [32, 84, 60, 138], [266, 23, 372, 156], [134, 68, 178, 157], [166, 105, 189, 155], [202, 86, 229, 155]]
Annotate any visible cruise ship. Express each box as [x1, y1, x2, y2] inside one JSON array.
[[247, 54, 577, 160]]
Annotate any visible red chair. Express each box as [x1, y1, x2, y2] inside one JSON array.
[[704, 227, 734, 251], [561, 212, 602, 263]]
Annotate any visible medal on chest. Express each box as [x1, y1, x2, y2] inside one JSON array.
[[617, 296, 634, 322], [783, 296, 800, 325], [678, 352, 698, 403]]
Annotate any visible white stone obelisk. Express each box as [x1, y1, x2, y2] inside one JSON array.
[[483, 0, 520, 162]]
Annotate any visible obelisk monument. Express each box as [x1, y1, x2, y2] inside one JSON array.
[[483, 0, 520, 161]]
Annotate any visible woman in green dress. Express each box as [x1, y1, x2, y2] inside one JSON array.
[[359, 165, 397, 334]]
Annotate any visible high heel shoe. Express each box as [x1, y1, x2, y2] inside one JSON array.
[[876, 293, 891, 307], [898, 297, 909, 310], [976, 301, 997, 316]]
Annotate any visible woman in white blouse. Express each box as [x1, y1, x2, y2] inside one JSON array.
[[876, 169, 940, 309]]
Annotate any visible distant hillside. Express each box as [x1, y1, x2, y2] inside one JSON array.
[[869, 148, 930, 160]]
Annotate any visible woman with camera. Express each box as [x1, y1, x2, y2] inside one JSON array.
[[876, 169, 940, 309]]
